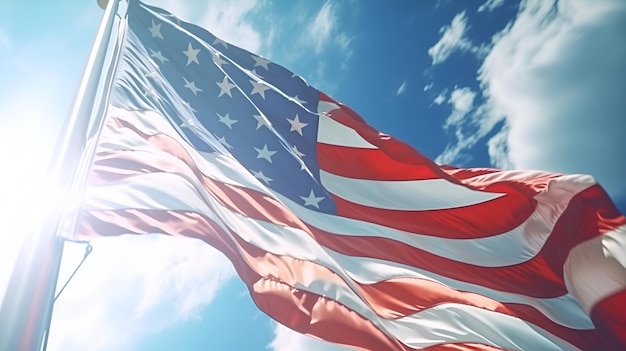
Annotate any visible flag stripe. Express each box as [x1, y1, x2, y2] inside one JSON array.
[[563, 225, 626, 312], [317, 143, 441, 181], [319, 170, 505, 211], [317, 113, 377, 149]]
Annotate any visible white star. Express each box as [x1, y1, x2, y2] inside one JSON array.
[[211, 51, 228, 68], [251, 69, 264, 78], [217, 113, 238, 129], [292, 145, 305, 158], [183, 77, 202, 95], [180, 117, 199, 130], [253, 114, 271, 130], [217, 136, 233, 149], [149, 20, 163, 39], [182, 42, 200, 65], [213, 37, 228, 48], [144, 87, 158, 100], [182, 101, 197, 114], [300, 190, 324, 208], [254, 144, 277, 163], [251, 170, 272, 184], [249, 80, 270, 99], [149, 49, 169, 63], [145, 70, 159, 80], [252, 55, 271, 70], [292, 95, 306, 105], [216, 76, 236, 97], [287, 114, 308, 135]]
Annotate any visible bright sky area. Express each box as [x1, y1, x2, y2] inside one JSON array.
[[0, 0, 624, 350]]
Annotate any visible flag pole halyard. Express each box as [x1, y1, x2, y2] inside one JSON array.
[[0, 0, 121, 350]]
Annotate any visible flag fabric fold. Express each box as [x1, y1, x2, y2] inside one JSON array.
[[69, 1, 626, 350]]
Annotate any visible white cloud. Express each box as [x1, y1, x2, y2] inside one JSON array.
[[428, 12, 472, 65], [424, 83, 434, 91], [150, 0, 270, 53], [48, 236, 234, 351], [305, 2, 338, 54], [478, 0, 626, 200], [436, 87, 494, 165], [446, 87, 476, 124], [428, 12, 490, 66], [478, 0, 505, 13], [396, 81, 408, 95], [291, 1, 354, 92], [433, 90, 447, 105], [268, 322, 357, 351]]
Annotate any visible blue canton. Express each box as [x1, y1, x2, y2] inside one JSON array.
[[109, 1, 337, 214]]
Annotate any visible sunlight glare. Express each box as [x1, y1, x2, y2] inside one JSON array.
[[0, 118, 57, 299]]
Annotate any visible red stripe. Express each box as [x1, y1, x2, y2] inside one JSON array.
[[444, 168, 563, 197], [590, 289, 626, 349], [317, 143, 441, 181], [332, 190, 534, 239]]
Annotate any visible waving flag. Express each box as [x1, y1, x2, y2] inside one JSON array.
[[69, 1, 626, 350]]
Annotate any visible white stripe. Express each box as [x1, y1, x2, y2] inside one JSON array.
[[320, 170, 504, 210], [317, 113, 377, 149], [390, 303, 577, 350], [83, 173, 578, 350], [317, 99, 340, 115], [564, 225, 626, 314], [327, 251, 593, 329]]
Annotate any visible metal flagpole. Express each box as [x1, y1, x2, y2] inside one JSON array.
[[0, 0, 121, 350]]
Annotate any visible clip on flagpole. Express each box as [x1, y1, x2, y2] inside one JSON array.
[[0, 1, 121, 350]]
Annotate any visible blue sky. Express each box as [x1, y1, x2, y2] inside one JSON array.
[[0, 0, 625, 350]]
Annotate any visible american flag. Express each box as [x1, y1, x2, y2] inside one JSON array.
[[71, 1, 626, 350]]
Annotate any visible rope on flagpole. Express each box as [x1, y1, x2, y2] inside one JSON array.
[[40, 243, 93, 351], [53, 243, 93, 303]]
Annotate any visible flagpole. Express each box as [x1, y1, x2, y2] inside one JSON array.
[[0, 0, 121, 350]]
